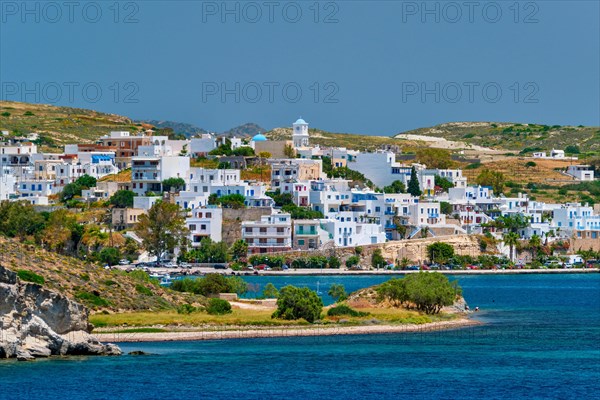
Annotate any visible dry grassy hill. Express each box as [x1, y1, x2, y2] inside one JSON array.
[[266, 127, 422, 151], [0, 237, 202, 312], [396, 122, 600, 153], [0, 101, 146, 152]]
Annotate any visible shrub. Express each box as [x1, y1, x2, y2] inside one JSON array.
[[272, 285, 323, 323], [327, 304, 369, 318], [80, 273, 90, 282], [177, 304, 198, 314], [17, 270, 45, 285], [206, 298, 232, 315], [135, 284, 153, 296], [75, 291, 110, 307]]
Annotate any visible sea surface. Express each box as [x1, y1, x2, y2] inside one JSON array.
[[1, 274, 599, 400]]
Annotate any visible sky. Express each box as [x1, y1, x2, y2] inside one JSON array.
[[1, 1, 599, 135]]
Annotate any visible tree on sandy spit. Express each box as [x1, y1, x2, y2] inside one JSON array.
[[272, 286, 323, 323], [134, 201, 187, 263]]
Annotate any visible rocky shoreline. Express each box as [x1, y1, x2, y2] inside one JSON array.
[[0, 265, 121, 361]]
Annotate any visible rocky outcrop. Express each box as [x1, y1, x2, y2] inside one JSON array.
[[0, 266, 121, 360]]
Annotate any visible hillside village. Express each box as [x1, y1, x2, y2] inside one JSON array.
[[1, 115, 599, 271]]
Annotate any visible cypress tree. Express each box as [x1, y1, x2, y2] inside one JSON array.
[[407, 166, 422, 196]]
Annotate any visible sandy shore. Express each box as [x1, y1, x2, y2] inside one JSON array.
[[94, 318, 481, 343]]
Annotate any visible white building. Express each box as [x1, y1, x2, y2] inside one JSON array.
[[190, 134, 217, 156], [292, 118, 310, 148], [566, 165, 594, 181], [553, 203, 600, 232], [242, 212, 292, 253], [186, 206, 223, 245], [319, 211, 387, 247], [131, 156, 190, 196]]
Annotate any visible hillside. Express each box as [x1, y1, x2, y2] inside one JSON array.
[[138, 119, 208, 137], [0, 101, 145, 151], [266, 127, 420, 151], [0, 237, 202, 312], [222, 123, 265, 138], [396, 122, 600, 153]]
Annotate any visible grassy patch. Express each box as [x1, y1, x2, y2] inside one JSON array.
[[89, 309, 309, 327], [103, 328, 167, 334], [76, 291, 111, 307], [17, 270, 45, 285], [135, 284, 153, 296]]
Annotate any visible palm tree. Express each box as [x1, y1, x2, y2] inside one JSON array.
[[503, 232, 520, 262], [528, 234, 542, 262]]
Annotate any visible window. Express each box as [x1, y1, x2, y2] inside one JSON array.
[[298, 239, 305, 245], [245, 227, 253, 233], [260, 227, 267, 233], [206, 212, 212, 218], [277, 227, 284, 233], [277, 238, 284, 244], [200, 224, 206, 230]]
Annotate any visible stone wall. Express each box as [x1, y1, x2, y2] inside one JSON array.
[[267, 235, 482, 266], [221, 207, 272, 245]]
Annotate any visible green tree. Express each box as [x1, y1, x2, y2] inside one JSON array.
[[476, 169, 505, 195], [345, 255, 360, 269], [434, 175, 454, 191], [377, 278, 408, 307], [206, 298, 232, 315], [229, 239, 248, 261], [262, 283, 280, 299], [134, 201, 188, 263], [232, 146, 255, 156], [284, 144, 296, 158], [528, 234, 542, 261], [415, 148, 454, 169], [371, 249, 386, 269], [98, 247, 121, 266], [503, 232, 520, 262], [440, 201, 453, 215], [328, 283, 348, 302], [576, 248, 596, 265], [162, 177, 186, 193], [407, 166, 422, 196], [109, 190, 136, 208], [272, 285, 323, 323], [0, 201, 46, 240], [383, 180, 406, 194], [564, 145, 580, 154], [210, 194, 246, 209], [427, 242, 455, 264], [525, 161, 537, 168], [59, 175, 97, 202], [403, 272, 461, 314]]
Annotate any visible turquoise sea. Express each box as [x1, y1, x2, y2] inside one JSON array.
[[1, 274, 599, 400]]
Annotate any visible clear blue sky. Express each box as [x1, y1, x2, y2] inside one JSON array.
[[1, 1, 598, 135]]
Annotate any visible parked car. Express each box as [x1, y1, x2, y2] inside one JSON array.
[[255, 264, 268, 270], [118, 259, 130, 265], [213, 264, 227, 270], [180, 262, 191, 268]]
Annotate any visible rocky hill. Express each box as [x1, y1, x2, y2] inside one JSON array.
[[0, 265, 121, 360], [396, 122, 600, 153], [0, 237, 202, 312]]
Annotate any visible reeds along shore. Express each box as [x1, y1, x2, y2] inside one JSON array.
[[94, 318, 481, 343]]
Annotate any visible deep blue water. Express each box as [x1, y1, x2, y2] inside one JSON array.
[[1, 274, 599, 400]]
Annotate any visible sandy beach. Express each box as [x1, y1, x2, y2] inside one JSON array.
[[94, 318, 481, 343]]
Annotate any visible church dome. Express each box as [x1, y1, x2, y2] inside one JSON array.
[[251, 133, 267, 141], [294, 118, 307, 125]]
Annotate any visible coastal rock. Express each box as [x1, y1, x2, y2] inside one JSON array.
[[0, 265, 122, 360]]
